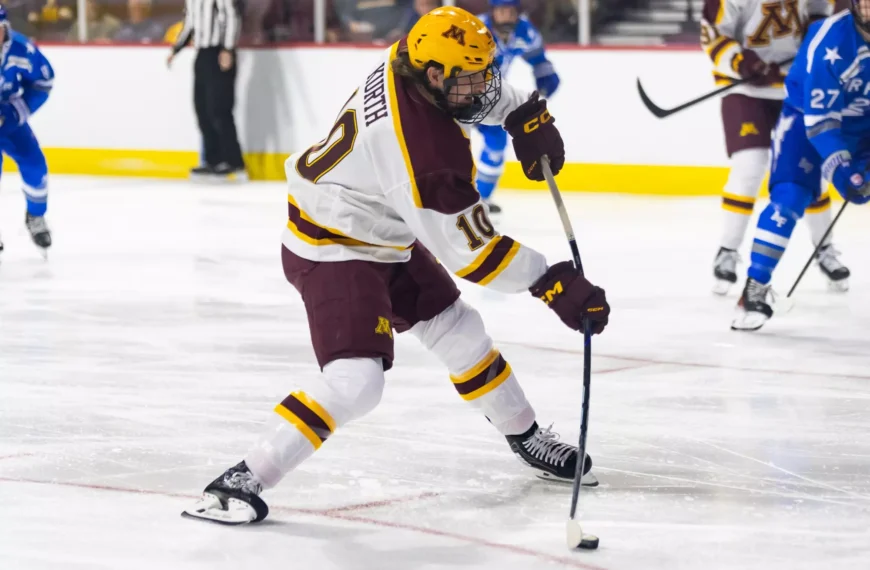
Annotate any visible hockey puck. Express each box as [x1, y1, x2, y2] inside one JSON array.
[[578, 535, 599, 550]]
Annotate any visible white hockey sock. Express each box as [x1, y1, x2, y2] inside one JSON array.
[[805, 190, 834, 247], [410, 299, 535, 436], [245, 357, 385, 489], [720, 148, 769, 251]]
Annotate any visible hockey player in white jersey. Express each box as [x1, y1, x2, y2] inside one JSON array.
[[182, 7, 609, 525], [701, 0, 850, 294]]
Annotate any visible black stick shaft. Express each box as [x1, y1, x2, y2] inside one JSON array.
[[541, 156, 592, 522], [638, 79, 741, 118], [569, 319, 593, 520], [638, 56, 795, 119], [787, 200, 849, 298]]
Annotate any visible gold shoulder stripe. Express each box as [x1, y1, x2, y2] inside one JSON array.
[[386, 42, 423, 208]]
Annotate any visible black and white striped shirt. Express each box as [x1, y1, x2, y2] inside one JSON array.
[[172, 0, 241, 53]]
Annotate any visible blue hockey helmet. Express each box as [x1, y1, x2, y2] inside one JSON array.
[[852, 0, 870, 35], [489, 0, 520, 6]]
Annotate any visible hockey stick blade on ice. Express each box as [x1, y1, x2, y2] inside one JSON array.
[[540, 156, 599, 552], [637, 57, 795, 119]]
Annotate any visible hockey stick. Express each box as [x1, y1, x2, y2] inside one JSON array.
[[540, 156, 598, 551], [637, 57, 795, 119], [786, 200, 849, 298]]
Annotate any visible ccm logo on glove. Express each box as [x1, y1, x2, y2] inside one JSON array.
[[530, 262, 610, 335], [523, 109, 552, 133], [504, 92, 565, 181], [538, 280, 563, 304]]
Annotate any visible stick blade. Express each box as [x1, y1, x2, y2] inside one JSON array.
[[636, 78, 670, 118], [566, 519, 599, 550], [566, 519, 585, 548]]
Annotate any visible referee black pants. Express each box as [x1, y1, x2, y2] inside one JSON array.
[[194, 47, 244, 170]]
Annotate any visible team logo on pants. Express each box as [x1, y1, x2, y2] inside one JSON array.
[[740, 122, 760, 137], [375, 316, 393, 338]]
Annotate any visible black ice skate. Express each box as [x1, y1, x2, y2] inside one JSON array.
[[816, 244, 850, 292], [25, 213, 51, 254], [484, 199, 502, 215], [731, 278, 773, 331], [189, 164, 220, 181], [713, 247, 739, 295], [214, 162, 249, 183], [181, 461, 269, 525], [506, 422, 598, 486]]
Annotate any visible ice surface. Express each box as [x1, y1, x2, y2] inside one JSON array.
[[2, 175, 869, 570]]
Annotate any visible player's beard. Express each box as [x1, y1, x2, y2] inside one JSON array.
[[494, 22, 515, 42]]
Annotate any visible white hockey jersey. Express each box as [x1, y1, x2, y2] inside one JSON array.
[[281, 40, 548, 294], [701, 0, 834, 99]]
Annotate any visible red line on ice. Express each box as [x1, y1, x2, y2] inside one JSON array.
[[505, 341, 870, 380], [0, 453, 35, 461], [0, 477, 608, 570], [320, 491, 442, 514]]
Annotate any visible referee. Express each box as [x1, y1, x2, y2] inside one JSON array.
[[168, 0, 246, 181]]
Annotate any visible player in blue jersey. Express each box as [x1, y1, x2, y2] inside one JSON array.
[[732, 2, 870, 331], [476, 0, 559, 214], [0, 6, 54, 257]]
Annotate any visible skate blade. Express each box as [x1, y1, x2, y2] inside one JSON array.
[[827, 278, 849, 293], [189, 173, 229, 184], [181, 493, 258, 525], [712, 278, 734, 296], [730, 309, 769, 331], [535, 470, 599, 487]]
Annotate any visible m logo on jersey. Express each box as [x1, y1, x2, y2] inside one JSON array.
[[442, 25, 466, 46], [747, 0, 800, 48], [740, 122, 760, 137]]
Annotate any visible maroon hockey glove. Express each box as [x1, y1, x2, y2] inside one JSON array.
[[529, 262, 610, 335], [503, 92, 565, 181], [734, 50, 781, 86]]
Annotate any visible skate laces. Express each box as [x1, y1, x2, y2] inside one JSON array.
[[715, 248, 741, 272], [746, 278, 772, 304], [524, 424, 575, 467], [26, 216, 48, 234], [224, 470, 262, 495], [816, 245, 844, 271]]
